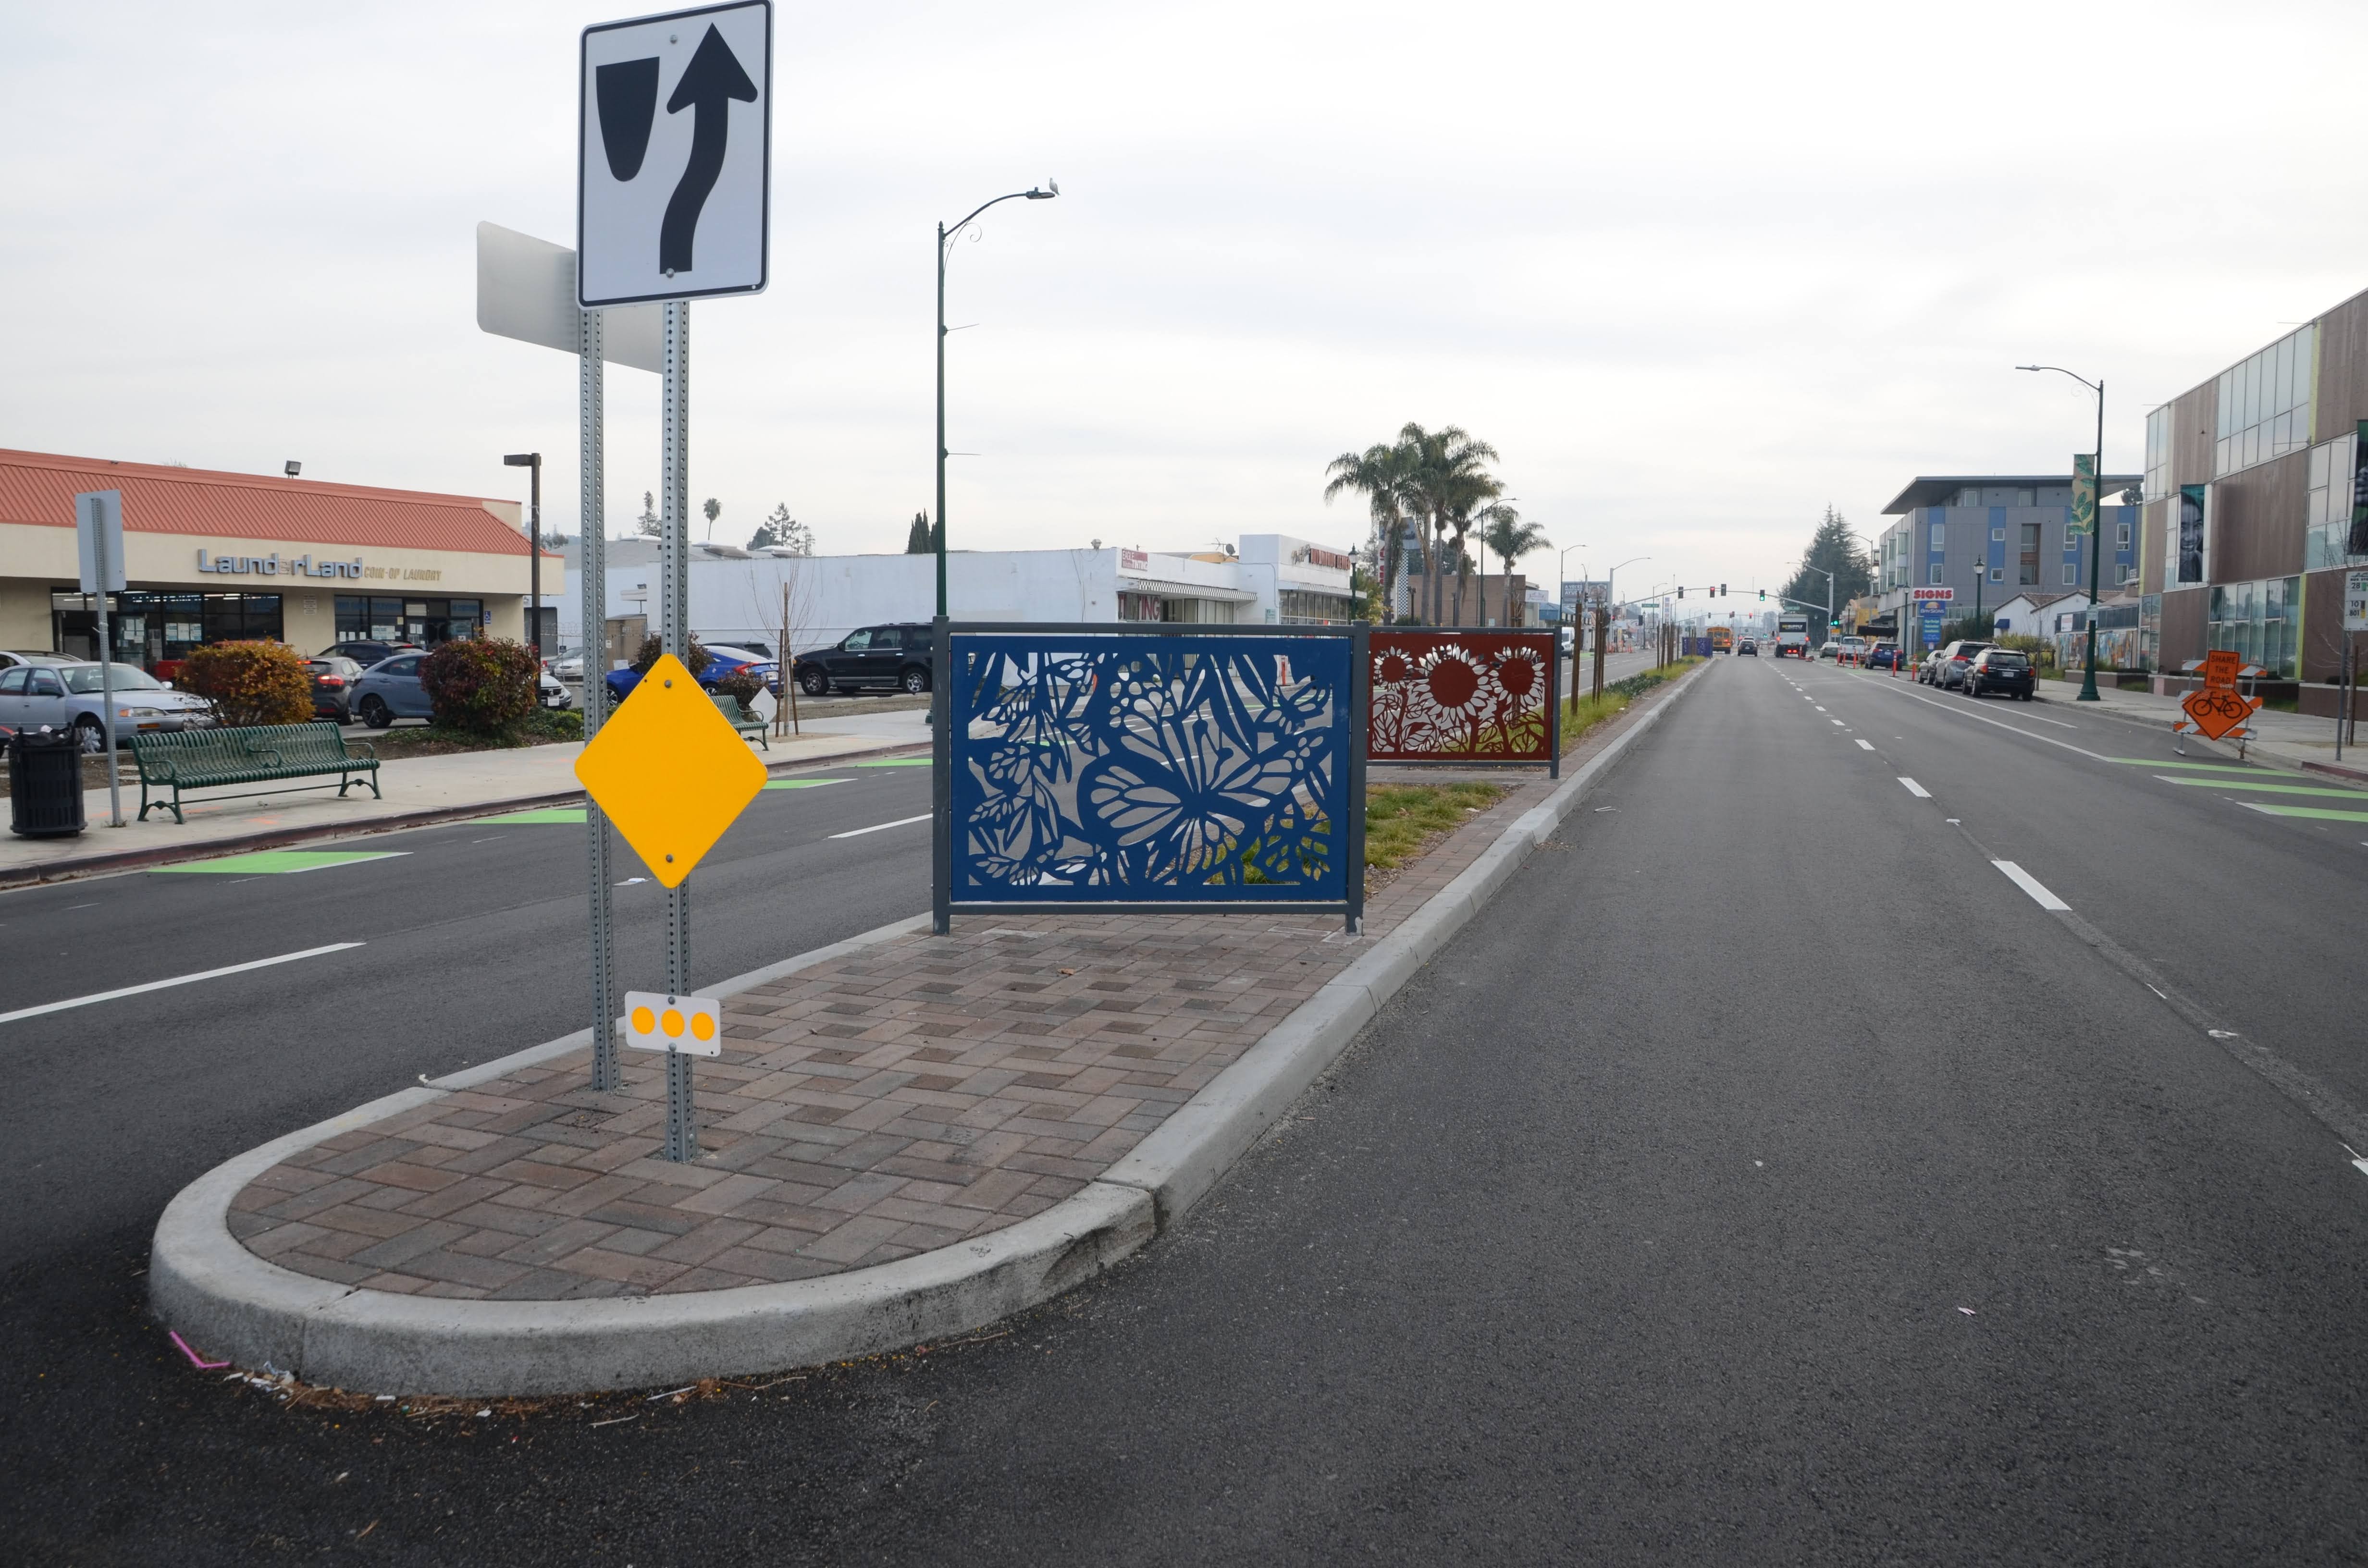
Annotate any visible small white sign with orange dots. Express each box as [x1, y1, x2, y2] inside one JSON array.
[[622, 991, 722, 1057]]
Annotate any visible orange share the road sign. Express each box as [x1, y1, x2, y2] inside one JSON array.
[[573, 652, 767, 887], [2180, 649, 2261, 742]]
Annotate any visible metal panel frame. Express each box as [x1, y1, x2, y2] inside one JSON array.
[[1365, 627, 1560, 778], [932, 619, 1365, 935]]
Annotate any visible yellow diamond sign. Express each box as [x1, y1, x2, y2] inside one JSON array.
[[573, 654, 766, 888]]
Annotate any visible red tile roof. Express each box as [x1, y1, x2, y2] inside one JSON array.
[[0, 449, 552, 559]]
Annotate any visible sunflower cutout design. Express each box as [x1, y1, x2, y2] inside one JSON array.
[[1367, 632, 1556, 760]]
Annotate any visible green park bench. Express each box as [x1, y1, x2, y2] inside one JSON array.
[[131, 722, 381, 824], [711, 692, 769, 751]]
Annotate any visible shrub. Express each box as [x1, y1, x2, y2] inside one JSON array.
[[630, 634, 711, 678], [178, 641, 313, 727], [420, 637, 539, 734], [712, 667, 765, 713]]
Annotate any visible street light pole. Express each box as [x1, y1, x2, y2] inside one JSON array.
[[504, 452, 543, 657], [2019, 364, 2106, 700], [937, 183, 1059, 619]]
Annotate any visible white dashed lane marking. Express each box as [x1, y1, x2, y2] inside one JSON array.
[[1993, 860, 2070, 910], [1898, 777, 1931, 798]]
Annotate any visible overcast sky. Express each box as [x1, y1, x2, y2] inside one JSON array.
[[7, 0, 2367, 597]]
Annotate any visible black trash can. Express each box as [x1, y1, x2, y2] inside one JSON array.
[[9, 727, 86, 838]]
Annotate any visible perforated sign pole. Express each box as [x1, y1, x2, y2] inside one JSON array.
[[660, 297, 697, 1158], [579, 308, 623, 1092]]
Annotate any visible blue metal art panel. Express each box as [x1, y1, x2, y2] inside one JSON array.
[[949, 633, 1351, 903]]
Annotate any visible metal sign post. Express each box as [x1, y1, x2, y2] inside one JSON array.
[[572, 0, 770, 1159], [659, 297, 696, 1157], [578, 308, 623, 1092], [74, 490, 126, 827]]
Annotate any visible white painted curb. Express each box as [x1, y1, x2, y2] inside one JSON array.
[[149, 666, 1703, 1394]]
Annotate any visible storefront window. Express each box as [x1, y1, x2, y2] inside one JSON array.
[[2208, 576, 2300, 677], [49, 590, 269, 668], [335, 594, 481, 645]]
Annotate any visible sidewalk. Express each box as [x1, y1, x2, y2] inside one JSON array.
[[0, 712, 929, 886], [147, 663, 1705, 1395], [2031, 677, 2368, 779]]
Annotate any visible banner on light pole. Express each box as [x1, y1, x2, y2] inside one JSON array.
[[2071, 453, 2097, 536]]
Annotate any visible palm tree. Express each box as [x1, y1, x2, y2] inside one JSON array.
[[1478, 506, 1549, 626], [1323, 442, 1416, 622], [1398, 424, 1501, 625]]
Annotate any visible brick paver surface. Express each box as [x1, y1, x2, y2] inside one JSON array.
[[229, 689, 1672, 1300]]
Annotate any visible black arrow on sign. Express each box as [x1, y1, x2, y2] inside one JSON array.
[[659, 24, 758, 276]]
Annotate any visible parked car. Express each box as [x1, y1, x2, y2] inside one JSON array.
[[700, 644, 779, 693], [307, 656, 367, 723], [538, 669, 573, 709], [1737, 638, 1758, 656], [1961, 647, 2036, 700], [319, 639, 421, 670], [604, 646, 772, 705], [1868, 643, 1901, 670], [790, 624, 937, 697], [548, 651, 586, 681], [1930, 639, 1993, 690], [349, 651, 434, 728], [1816, 641, 1839, 662], [0, 650, 76, 673], [0, 661, 214, 750], [1835, 636, 1868, 665]]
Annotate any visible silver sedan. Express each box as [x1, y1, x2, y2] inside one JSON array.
[[0, 662, 214, 750]]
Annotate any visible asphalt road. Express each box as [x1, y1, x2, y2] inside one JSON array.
[[0, 760, 933, 1265], [8, 657, 2366, 1564]]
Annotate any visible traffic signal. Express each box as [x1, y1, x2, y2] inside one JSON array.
[[1676, 586, 1684, 599], [1720, 583, 1727, 598], [1759, 589, 1766, 600]]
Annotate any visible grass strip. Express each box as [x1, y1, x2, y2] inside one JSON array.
[[1365, 782, 1510, 875]]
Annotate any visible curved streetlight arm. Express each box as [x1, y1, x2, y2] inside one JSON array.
[[942, 186, 1058, 257], [2017, 363, 2100, 394]]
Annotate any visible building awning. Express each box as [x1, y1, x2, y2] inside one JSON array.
[[1120, 576, 1257, 603]]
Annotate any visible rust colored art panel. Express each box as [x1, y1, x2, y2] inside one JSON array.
[[1368, 631, 1555, 762]]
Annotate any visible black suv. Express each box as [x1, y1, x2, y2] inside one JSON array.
[[791, 623, 937, 697], [1961, 647, 2035, 700]]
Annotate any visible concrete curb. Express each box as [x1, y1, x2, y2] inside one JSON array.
[[148, 668, 1702, 1394], [1, 740, 926, 891]]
